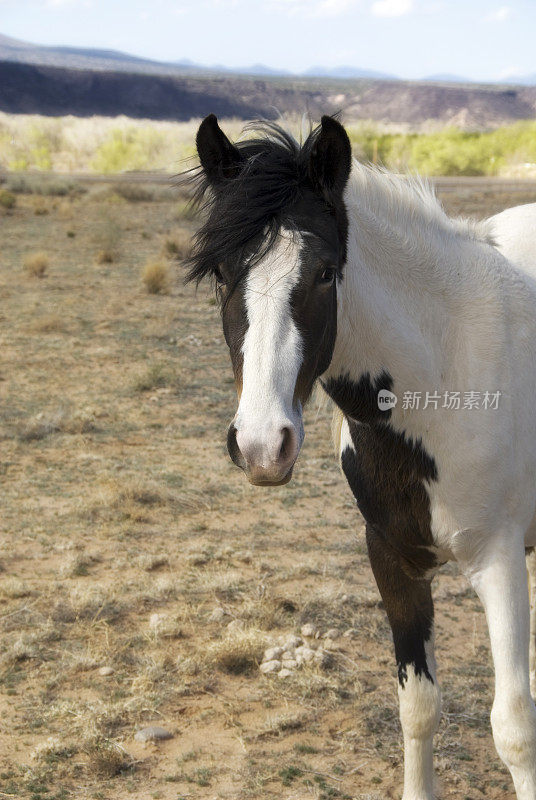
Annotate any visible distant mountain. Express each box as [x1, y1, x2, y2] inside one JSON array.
[[303, 65, 396, 80], [499, 74, 536, 87], [1, 59, 536, 130], [0, 33, 210, 76], [2, 32, 536, 86], [2, 32, 536, 128], [424, 73, 473, 84], [0, 34, 384, 79], [0, 34, 390, 79]]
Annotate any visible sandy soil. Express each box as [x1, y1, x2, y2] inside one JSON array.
[[1, 176, 536, 799]]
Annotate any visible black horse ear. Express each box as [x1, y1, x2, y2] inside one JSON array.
[[196, 114, 243, 185], [309, 116, 352, 197]]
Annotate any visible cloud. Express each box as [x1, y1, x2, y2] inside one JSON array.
[[371, 0, 413, 16], [269, 0, 360, 17], [45, 0, 91, 6], [485, 5, 512, 22]]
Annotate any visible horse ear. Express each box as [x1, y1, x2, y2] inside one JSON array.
[[196, 114, 243, 185], [309, 116, 352, 197]]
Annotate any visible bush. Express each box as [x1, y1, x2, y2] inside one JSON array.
[[112, 183, 155, 202], [142, 260, 169, 294], [96, 249, 115, 264], [23, 251, 49, 278], [162, 231, 191, 260], [91, 127, 169, 173], [0, 189, 16, 209]]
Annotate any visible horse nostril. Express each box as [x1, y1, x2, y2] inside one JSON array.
[[227, 424, 246, 470], [279, 426, 293, 463]]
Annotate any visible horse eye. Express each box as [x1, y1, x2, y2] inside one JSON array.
[[319, 267, 336, 284]]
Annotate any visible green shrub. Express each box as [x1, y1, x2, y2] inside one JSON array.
[[0, 189, 16, 209], [91, 128, 169, 173], [346, 120, 536, 176]]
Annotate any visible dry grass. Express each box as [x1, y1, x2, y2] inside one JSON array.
[[205, 628, 267, 675], [27, 313, 66, 333], [162, 230, 191, 260], [23, 250, 49, 277], [96, 248, 115, 264], [142, 259, 170, 294], [0, 175, 529, 800], [0, 188, 16, 209]]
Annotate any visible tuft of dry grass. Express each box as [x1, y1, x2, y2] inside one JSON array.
[[96, 248, 115, 264], [31, 737, 74, 762], [0, 577, 31, 599], [112, 183, 155, 203], [205, 628, 267, 675], [133, 362, 171, 392], [0, 189, 16, 209], [27, 314, 66, 333], [137, 553, 169, 571], [84, 736, 133, 778], [94, 211, 122, 264], [18, 407, 96, 441], [162, 230, 191, 260], [23, 251, 49, 277], [142, 259, 169, 294]]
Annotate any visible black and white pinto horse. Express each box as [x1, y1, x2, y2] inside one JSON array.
[[187, 114, 536, 800]]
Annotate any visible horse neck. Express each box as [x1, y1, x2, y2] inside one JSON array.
[[327, 165, 495, 389]]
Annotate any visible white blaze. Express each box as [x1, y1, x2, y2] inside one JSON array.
[[234, 230, 304, 467]]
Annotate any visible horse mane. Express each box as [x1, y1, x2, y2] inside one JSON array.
[[184, 120, 324, 287], [347, 161, 496, 246]]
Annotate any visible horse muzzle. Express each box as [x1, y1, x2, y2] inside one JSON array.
[[227, 418, 303, 486]]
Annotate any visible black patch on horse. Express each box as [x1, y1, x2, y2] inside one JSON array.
[[322, 371, 394, 424], [327, 371, 439, 685]]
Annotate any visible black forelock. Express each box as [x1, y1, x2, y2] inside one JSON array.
[[184, 120, 344, 288]]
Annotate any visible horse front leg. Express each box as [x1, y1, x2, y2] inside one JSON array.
[[461, 539, 536, 800], [527, 547, 536, 701], [366, 527, 441, 800]]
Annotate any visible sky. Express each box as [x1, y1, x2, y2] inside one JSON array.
[[1, 0, 535, 81]]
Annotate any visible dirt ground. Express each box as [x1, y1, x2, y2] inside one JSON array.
[[1, 176, 536, 800]]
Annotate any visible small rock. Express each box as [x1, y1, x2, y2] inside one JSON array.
[[134, 726, 173, 743], [149, 613, 165, 631], [278, 668, 293, 678], [226, 619, 245, 632], [281, 650, 294, 661], [301, 623, 317, 638], [282, 659, 298, 669], [314, 649, 333, 669], [260, 659, 281, 673], [324, 628, 340, 640], [284, 635, 302, 649], [263, 646, 284, 662], [296, 646, 315, 662], [99, 666, 114, 677], [208, 607, 226, 622]]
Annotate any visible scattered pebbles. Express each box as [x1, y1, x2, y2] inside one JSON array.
[[259, 625, 338, 678]]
